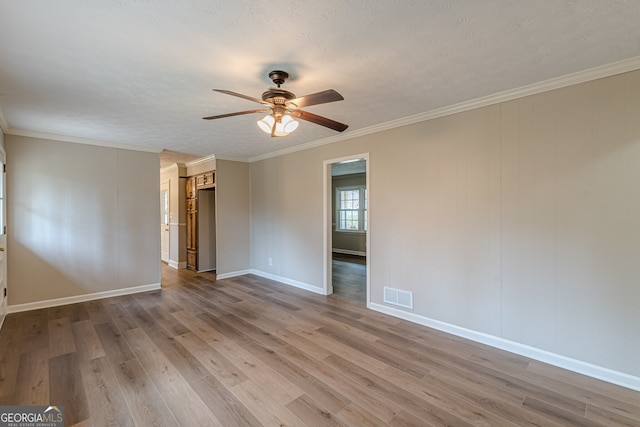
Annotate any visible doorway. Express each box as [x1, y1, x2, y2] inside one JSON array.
[[323, 154, 370, 306], [197, 188, 216, 272]]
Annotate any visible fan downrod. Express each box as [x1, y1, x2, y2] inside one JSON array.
[[269, 70, 289, 87]]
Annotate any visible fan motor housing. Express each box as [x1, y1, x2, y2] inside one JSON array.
[[262, 89, 296, 104]]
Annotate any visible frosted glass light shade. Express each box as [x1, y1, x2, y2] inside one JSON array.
[[279, 115, 299, 134], [257, 115, 275, 133], [257, 114, 299, 136]]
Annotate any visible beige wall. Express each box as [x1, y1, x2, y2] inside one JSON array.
[[6, 135, 160, 305], [250, 70, 640, 378], [252, 151, 330, 287], [216, 159, 250, 276]]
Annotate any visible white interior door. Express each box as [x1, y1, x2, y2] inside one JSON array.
[[160, 182, 170, 263], [0, 149, 7, 329]]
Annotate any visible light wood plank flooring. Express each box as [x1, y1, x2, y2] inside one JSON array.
[[1, 265, 639, 426], [332, 253, 366, 304]]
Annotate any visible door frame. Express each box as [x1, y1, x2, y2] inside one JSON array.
[[0, 146, 6, 330], [322, 153, 370, 307], [160, 180, 170, 263]]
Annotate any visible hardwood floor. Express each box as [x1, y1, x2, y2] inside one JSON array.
[[1, 264, 639, 426], [332, 253, 366, 304]]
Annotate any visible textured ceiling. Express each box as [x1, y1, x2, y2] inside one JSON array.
[[2, 1, 640, 162], [159, 149, 201, 168], [332, 159, 366, 177]]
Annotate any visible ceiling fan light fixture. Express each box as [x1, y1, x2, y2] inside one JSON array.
[[280, 114, 299, 134], [207, 70, 347, 135], [257, 114, 275, 133], [257, 113, 299, 136]]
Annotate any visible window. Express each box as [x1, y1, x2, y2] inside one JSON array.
[[337, 186, 367, 232]]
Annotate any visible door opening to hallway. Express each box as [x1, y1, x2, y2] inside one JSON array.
[[324, 155, 369, 305]]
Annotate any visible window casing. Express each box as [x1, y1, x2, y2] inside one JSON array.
[[336, 185, 367, 232]]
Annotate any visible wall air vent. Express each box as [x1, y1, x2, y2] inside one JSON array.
[[383, 287, 413, 309]]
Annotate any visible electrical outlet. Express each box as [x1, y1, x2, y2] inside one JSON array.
[[268, 258, 273, 266]]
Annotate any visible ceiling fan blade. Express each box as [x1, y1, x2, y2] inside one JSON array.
[[288, 89, 344, 108], [202, 109, 269, 120], [213, 89, 270, 105], [291, 110, 348, 132]]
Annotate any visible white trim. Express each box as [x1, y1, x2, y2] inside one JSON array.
[[168, 260, 186, 269], [250, 270, 325, 295], [249, 56, 640, 163], [369, 302, 640, 392], [251, 132, 361, 163], [185, 154, 216, 168], [0, 146, 6, 334], [7, 283, 161, 314], [323, 159, 332, 296], [323, 153, 371, 301], [332, 249, 366, 257], [6, 129, 162, 153], [211, 156, 248, 163], [216, 269, 252, 280]]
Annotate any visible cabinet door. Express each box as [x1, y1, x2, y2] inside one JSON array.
[[187, 250, 197, 270], [203, 171, 215, 188], [196, 171, 215, 189], [186, 211, 197, 250], [187, 176, 197, 199]]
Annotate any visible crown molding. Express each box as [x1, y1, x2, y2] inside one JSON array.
[[248, 132, 349, 163], [6, 128, 162, 153], [185, 153, 216, 167], [213, 156, 250, 163], [250, 55, 640, 163]]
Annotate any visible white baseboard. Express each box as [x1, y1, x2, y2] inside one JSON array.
[[332, 249, 366, 257], [369, 302, 640, 392], [168, 260, 186, 269], [7, 283, 162, 314], [216, 269, 252, 280], [250, 270, 325, 295]]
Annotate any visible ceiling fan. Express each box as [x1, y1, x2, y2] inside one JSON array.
[[203, 70, 348, 137]]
